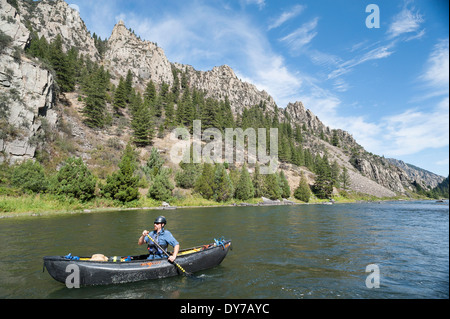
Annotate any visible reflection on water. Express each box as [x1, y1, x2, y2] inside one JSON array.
[[0, 200, 448, 299]]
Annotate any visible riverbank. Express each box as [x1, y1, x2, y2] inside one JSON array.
[[0, 191, 429, 219]]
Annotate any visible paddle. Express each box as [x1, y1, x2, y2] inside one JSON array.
[[146, 234, 193, 277]]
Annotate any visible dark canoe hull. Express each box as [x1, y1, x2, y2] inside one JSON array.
[[43, 241, 231, 286]]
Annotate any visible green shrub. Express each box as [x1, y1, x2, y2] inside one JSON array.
[[101, 144, 139, 203], [235, 164, 254, 201], [294, 172, 311, 203], [175, 163, 201, 189], [50, 157, 96, 202], [148, 170, 174, 202], [11, 160, 48, 193]]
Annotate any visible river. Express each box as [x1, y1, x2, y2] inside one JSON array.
[[0, 200, 448, 299]]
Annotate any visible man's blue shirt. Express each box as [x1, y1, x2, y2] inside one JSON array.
[[144, 228, 179, 259]]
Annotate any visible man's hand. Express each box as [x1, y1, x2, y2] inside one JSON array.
[[168, 244, 179, 263], [138, 230, 149, 245]]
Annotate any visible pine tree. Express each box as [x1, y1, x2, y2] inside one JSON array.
[[330, 160, 341, 188], [263, 173, 282, 200], [192, 88, 204, 118], [194, 163, 215, 199], [131, 102, 153, 147], [113, 77, 127, 115], [332, 130, 340, 147], [235, 164, 255, 200], [171, 68, 181, 101], [304, 149, 314, 171], [164, 101, 175, 128], [175, 162, 202, 189], [148, 169, 174, 202], [313, 154, 333, 199], [144, 79, 157, 116], [49, 35, 75, 92], [144, 80, 157, 103], [201, 98, 219, 130], [252, 163, 265, 198], [292, 145, 304, 167], [213, 164, 234, 202], [279, 170, 291, 198], [181, 69, 189, 89], [101, 143, 140, 203], [160, 82, 170, 106], [340, 166, 350, 190], [228, 166, 239, 190], [125, 70, 133, 103], [294, 124, 303, 143], [294, 171, 311, 202], [180, 88, 194, 128], [67, 47, 81, 82], [82, 66, 108, 128], [26, 32, 49, 60], [175, 100, 184, 126], [221, 96, 235, 130], [143, 147, 164, 178], [129, 91, 142, 117]]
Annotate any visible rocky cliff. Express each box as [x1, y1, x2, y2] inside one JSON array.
[[0, 0, 56, 163], [173, 63, 277, 116], [17, 0, 100, 61], [386, 158, 446, 189], [0, 0, 445, 197], [104, 20, 173, 87]]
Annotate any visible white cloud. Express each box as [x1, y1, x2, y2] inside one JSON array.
[[420, 38, 449, 93], [333, 78, 350, 92], [328, 44, 395, 79], [436, 158, 449, 166], [242, 0, 265, 10], [268, 5, 305, 30], [387, 4, 424, 39], [279, 17, 318, 55], [309, 96, 449, 159], [380, 97, 449, 156]]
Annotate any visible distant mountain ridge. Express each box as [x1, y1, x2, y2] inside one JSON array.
[[0, 0, 445, 198], [386, 158, 445, 188]]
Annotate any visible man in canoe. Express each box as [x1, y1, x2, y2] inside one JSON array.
[[138, 216, 180, 262]]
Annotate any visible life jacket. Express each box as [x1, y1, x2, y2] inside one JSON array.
[[147, 231, 168, 257]]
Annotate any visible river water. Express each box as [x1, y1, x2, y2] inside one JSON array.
[[0, 200, 448, 299]]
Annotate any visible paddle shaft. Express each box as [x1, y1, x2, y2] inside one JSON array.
[[146, 234, 190, 276]]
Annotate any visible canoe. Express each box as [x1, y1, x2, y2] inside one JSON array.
[[43, 240, 231, 286]]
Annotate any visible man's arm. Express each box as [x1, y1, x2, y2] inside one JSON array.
[[138, 230, 149, 245], [169, 244, 179, 262]]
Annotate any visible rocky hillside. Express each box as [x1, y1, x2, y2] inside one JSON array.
[[0, 0, 57, 163], [0, 0, 445, 198], [104, 20, 173, 87], [386, 158, 445, 188], [18, 0, 100, 61]]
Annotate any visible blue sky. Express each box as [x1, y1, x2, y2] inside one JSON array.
[[67, 0, 449, 177]]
